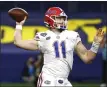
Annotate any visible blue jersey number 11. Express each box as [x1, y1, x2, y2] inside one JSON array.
[[53, 41, 66, 58]]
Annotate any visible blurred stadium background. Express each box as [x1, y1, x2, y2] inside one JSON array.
[[0, 1, 107, 87]]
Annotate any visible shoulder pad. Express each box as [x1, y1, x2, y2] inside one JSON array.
[[40, 33, 47, 37], [34, 32, 47, 41]]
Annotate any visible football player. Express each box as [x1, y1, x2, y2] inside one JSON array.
[[14, 7, 105, 87]]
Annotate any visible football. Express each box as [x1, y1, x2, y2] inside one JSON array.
[[8, 7, 28, 22]]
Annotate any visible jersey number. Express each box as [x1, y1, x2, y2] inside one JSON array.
[[53, 41, 66, 58]]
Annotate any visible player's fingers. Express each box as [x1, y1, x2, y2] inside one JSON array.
[[99, 28, 102, 35], [101, 31, 105, 36], [24, 16, 27, 20], [97, 28, 102, 36], [19, 16, 27, 24], [16, 22, 20, 24], [96, 30, 100, 36], [98, 28, 101, 32], [96, 30, 99, 36]]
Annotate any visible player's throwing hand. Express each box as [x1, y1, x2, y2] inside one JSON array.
[[16, 16, 27, 25]]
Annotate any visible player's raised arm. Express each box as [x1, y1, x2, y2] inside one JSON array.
[[75, 28, 105, 63], [14, 18, 39, 50]]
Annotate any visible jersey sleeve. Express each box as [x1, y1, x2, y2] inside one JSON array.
[[34, 33, 40, 41], [34, 32, 45, 49]]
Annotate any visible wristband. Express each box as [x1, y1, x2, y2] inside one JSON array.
[[90, 41, 100, 53], [15, 25, 22, 30]]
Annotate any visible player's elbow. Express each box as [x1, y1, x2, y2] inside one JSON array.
[[14, 41, 19, 48], [84, 60, 92, 64], [14, 40, 17, 45], [82, 57, 93, 64], [14, 40, 21, 48], [14, 40, 18, 45]]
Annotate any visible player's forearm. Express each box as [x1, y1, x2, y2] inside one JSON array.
[[14, 18, 26, 44], [83, 42, 100, 63], [14, 25, 23, 44], [14, 25, 39, 50], [14, 30, 22, 42], [79, 50, 95, 63], [85, 50, 96, 62]]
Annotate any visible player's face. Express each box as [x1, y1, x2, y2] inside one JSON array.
[[55, 16, 66, 26], [52, 16, 67, 29]]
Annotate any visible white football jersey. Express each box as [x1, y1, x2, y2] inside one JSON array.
[[34, 30, 81, 78]]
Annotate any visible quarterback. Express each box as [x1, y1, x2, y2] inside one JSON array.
[[14, 7, 105, 87]]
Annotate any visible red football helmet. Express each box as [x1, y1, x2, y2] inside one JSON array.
[[44, 7, 68, 30]]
